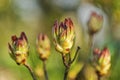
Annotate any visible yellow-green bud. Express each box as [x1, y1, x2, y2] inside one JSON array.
[[53, 18, 75, 54], [8, 32, 28, 65], [93, 47, 111, 76], [88, 12, 103, 34], [36, 33, 50, 61]]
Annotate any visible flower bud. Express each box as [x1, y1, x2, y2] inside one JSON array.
[[36, 33, 50, 61], [8, 32, 29, 65], [88, 12, 103, 34], [93, 47, 111, 76], [53, 18, 75, 54]]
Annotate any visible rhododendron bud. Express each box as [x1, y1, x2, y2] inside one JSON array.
[[93, 47, 111, 76], [88, 12, 103, 34], [8, 32, 29, 65], [53, 18, 75, 54], [36, 33, 50, 61]]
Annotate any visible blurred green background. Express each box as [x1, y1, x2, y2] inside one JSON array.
[[0, 0, 120, 80]]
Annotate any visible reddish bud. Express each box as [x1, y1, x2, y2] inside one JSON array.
[[52, 18, 75, 54], [8, 32, 28, 65]]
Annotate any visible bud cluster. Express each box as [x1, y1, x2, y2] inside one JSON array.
[[8, 32, 28, 65], [53, 18, 75, 54], [93, 48, 111, 76]]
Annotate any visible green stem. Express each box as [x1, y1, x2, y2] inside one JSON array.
[[43, 61, 49, 80], [89, 34, 94, 51], [62, 46, 80, 80], [24, 63, 37, 80], [89, 34, 94, 60], [70, 46, 80, 64]]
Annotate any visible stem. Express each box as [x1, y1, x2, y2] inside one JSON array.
[[98, 75, 100, 80], [62, 54, 69, 68], [96, 71, 101, 80], [43, 61, 49, 80], [89, 34, 94, 61], [24, 63, 37, 80], [68, 53, 71, 63], [64, 66, 70, 80], [62, 54, 69, 80], [70, 46, 80, 64], [89, 34, 94, 52], [62, 46, 80, 80]]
